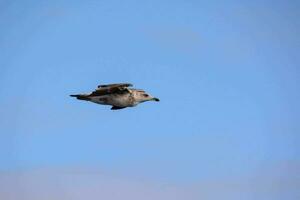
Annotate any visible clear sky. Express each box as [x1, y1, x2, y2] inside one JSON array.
[[0, 0, 299, 199]]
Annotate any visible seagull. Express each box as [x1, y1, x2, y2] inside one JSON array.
[[70, 83, 160, 110]]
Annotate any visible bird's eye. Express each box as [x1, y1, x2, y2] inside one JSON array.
[[143, 94, 149, 97]]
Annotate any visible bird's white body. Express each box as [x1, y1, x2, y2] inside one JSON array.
[[89, 93, 136, 107]]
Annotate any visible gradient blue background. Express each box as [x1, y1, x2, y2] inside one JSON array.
[[0, 0, 299, 199]]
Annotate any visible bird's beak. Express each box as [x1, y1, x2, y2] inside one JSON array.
[[152, 97, 160, 102]]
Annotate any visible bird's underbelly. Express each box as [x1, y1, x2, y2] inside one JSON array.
[[89, 94, 133, 107]]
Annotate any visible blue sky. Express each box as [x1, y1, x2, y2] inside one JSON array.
[[0, 0, 299, 199]]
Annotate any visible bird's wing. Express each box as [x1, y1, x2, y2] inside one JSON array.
[[97, 83, 133, 88], [111, 106, 126, 110], [89, 83, 132, 96]]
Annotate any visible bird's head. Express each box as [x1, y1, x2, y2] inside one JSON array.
[[134, 90, 160, 103]]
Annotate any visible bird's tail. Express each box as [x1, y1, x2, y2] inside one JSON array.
[[70, 94, 90, 101]]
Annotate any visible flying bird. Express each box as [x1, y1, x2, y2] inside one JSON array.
[[70, 83, 160, 110]]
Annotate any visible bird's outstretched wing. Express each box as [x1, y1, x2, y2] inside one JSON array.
[[98, 83, 133, 88], [89, 83, 133, 97]]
